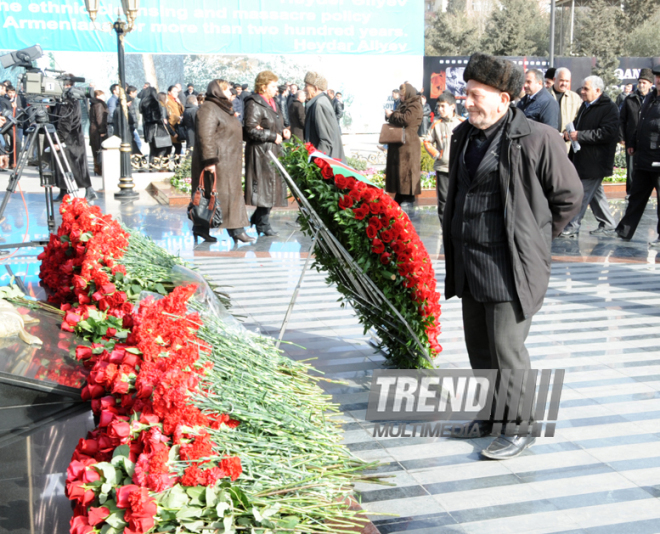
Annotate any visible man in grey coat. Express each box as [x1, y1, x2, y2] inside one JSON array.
[[443, 53, 582, 460], [303, 71, 345, 162]]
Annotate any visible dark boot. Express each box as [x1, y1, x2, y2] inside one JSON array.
[[228, 228, 256, 243], [192, 225, 217, 243]]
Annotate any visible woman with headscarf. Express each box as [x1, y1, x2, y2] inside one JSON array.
[[243, 70, 291, 236], [384, 82, 423, 207], [190, 79, 254, 244], [139, 87, 171, 168]]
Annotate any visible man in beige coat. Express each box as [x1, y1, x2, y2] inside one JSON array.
[[424, 90, 463, 227], [549, 67, 582, 147]]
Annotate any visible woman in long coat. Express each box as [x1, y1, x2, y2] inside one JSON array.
[[385, 83, 423, 207], [243, 70, 291, 236], [139, 87, 171, 167], [88, 90, 108, 176], [190, 79, 253, 244]]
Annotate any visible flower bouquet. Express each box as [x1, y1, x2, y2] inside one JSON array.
[[278, 142, 442, 369], [33, 197, 386, 533]]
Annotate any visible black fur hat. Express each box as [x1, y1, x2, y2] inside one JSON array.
[[463, 53, 524, 99]]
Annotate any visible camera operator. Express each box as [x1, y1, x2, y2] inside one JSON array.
[[52, 77, 96, 201]]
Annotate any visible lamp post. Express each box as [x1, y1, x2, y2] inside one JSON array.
[[85, 0, 140, 200]]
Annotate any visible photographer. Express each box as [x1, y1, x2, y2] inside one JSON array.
[[53, 77, 96, 201]]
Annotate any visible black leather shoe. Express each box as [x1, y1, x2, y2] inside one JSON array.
[[192, 226, 218, 243], [230, 229, 256, 243], [481, 435, 536, 460], [453, 420, 494, 438], [53, 190, 67, 202], [258, 227, 278, 237]]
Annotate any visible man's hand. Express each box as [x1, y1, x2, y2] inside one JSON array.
[[0, 116, 6, 127], [0, 155, 8, 169], [203, 165, 216, 173], [627, 147, 635, 155], [275, 133, 283, 145], [283, 128, 291, 140], [385, 109, 393, 118], [563, 131, 578, 142]]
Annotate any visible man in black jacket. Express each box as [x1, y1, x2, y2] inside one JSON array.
[[608, 66, 660, 247], [443, 53, 582, 460], [517, 69, 559, 128], [560, 76, 619, 237], [288, 90, 306, 141], [619, 68, 654, 195]]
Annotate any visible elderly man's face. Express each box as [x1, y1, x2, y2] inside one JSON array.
[[465, 79, 509, 130], [638, 79, 652, 95], [580, 80, 601, 102], [305, 83, 318, 100], [524, 72, 543, 96], [544, 77, 554, 89], [624, 84, 633, 94], [554, 72, 571, 93]]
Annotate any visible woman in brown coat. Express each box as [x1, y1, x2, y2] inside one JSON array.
[[190, 79, 254, 244], [243, 70, 291, 236], [88, 90, 108, 176], [385, 83, 423, 207]]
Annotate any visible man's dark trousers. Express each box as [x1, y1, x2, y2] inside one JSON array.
[[616, 170, 660, 238], [436, 171, 449, 226], [462, 290, 533, 425]]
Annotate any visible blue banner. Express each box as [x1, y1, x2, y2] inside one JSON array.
[[1, 0, 423, 56]]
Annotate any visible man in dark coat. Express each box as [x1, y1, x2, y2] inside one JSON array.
[[275, 85, 290, 128], [182, 95, 199, 149], [88, 90, 108, 176], [561, 76, 619, 237], [619, 68, 654, 195], [443, 53, 582, 460], [288, 90, 306, 141], [54, 80, 96, 201], [303, 71, 345, 162], [333, 92, 345, 133], [607, 67, 660, 247], [106, 84, 119, 137], [616, 83, 633, 108], [517, 68, 559, 128]]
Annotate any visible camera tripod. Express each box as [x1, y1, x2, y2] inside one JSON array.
[[0, 116, 80, 254]]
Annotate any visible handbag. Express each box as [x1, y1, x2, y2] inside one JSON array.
[[153, 123, 172, 148], [187, 169, 223, 229], [379, 123, 406, 145]]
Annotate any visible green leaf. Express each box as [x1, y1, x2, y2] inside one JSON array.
[[216, 501, 230, 517], [112, 445, 130, 459], [104, 509, 127, 529], [223, 515, 235, 534], [131, 284, 142, 294], [175, 506, 203, 520], [278, 516, 300, 529], [228, 487, 249, 510], [205, 486, 219, 508], [154, 283, 167, 295], [93, 462, 120, 485], [186, 486, 206, 506], [100, 525, 120, 534], [180, 520, 204, 532], [125, 347, 142, 355], [165, 484, 190, 509], [79, 231, 93, 242]]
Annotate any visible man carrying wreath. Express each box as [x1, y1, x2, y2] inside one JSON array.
[[442, 53, 582, 460]]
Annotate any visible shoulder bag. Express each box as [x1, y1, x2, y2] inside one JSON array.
[[187, 168, 223, 228], [379, 123, 406, 145]]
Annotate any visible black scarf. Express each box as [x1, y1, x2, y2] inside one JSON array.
[[205, 80, 234, 115]]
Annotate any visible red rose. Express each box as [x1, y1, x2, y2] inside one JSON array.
[[380, 229, 395, 243], [334, 174, 348, 189], [371, 238, 385, 254], [107, 419, 131, 441], [72, 275, 88, 291], [75, 346, 93, 361], [87, 506, 110, 526], [115, 484, 141, 509], [366, 225, 378, 239], [368, 216, 382, 230], [380, 252, 392, 265], [354, 205, 370, 220], [338, 195, 354, 210], [70, 515, 93, 534]]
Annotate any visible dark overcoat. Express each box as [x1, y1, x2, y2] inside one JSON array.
[[385, 83, 423, 196], [443, 108, 583, 318], [288, 99, 306, 141], [190, 96, 249, 230], [304, 93, 345, 162], [54, 96, 91, 189], [243, 94, 287, 208], [88, 97, 108, 155], [569, 93, 619, 181]]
